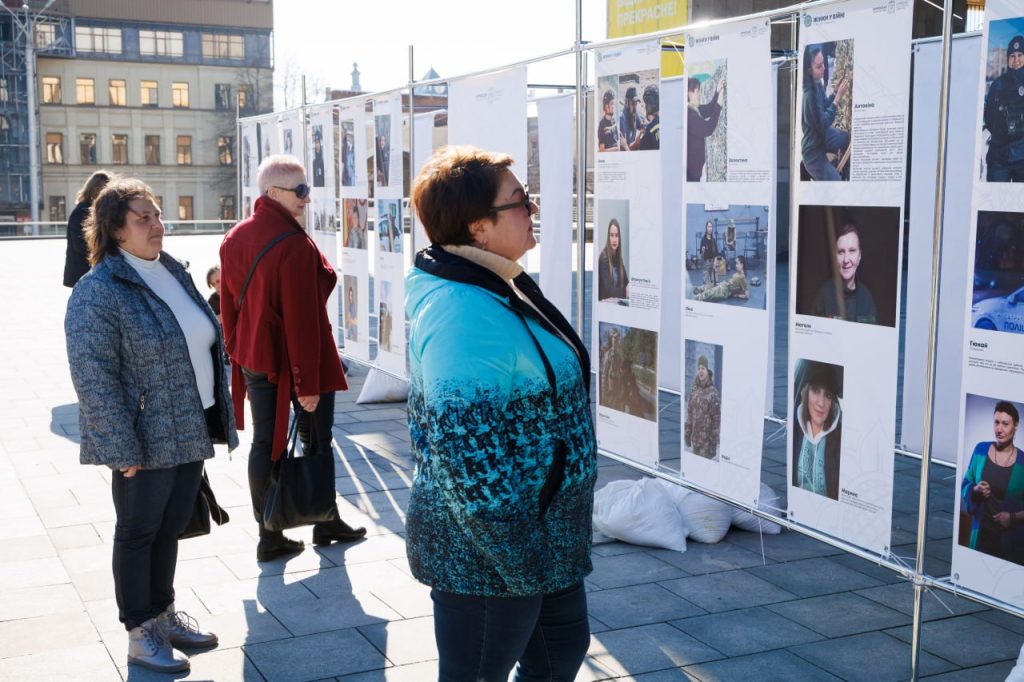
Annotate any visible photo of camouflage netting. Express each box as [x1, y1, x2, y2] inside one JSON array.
[[692, 59, 728, 182], [831, 40, 854, 134]]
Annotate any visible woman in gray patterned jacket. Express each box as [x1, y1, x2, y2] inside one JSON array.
[[65, 178, 238, 674]]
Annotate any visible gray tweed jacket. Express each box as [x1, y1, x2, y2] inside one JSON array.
[[65, 251, 238, 470]]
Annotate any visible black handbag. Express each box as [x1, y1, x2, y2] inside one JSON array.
[[180, 468, 230, 539], [262, 415, 337, 531]]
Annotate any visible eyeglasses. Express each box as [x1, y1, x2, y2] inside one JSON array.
[[273, 183, 310, 200], [489, 193, 533, 214]]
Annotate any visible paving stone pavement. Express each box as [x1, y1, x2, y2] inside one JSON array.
[[0, 235, 1020, 681]]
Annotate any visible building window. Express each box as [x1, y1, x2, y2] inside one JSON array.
[[0, 77, 7, 103], [145, 135, 160, 165], [139, 30, 183, 58], [108, 79, 126, 106], [112, 134, 128, 165], [178, 196, 193, 221], [46, 132, 63, 164], [75, 26, 122, 54], [218, 136, 233, 165], [171, 82, 189, 108], [237, 85, 252, 114], [42, 76, 61, 103], [76, 77, 95, 105], [34, 24, 55, 49], [80, 133, 97, 164], [219, 195, 235, 220], [49, 196, 66, 222], [0, 115, 9, 144], [176, 135, 192, 165], [215, 84, 232, 111], [201, 33, 244, 60], [140, 80, 158, 107]]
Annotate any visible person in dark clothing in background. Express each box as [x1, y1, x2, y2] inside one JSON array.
[[63, 170, 112, 287]]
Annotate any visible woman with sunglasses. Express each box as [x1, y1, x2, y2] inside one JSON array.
[[220, 154, 365, 562], [407, 146, 596, 681]]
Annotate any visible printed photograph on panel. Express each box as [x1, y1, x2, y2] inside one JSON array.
[[685, 204, 769, 309], [982, 19, 1024, 182], [311, 198, 335, 233], [242, 135, 252, 187], [344, 275, 359, 343], [375, 114, 391, 187], [597, 75, 623, 152], [615, 69, 660, 151], [598, 322, 658, 422], [795, 205, 900, 327], [596, 199, 630, 304], [792, 359, 844, 501], [958, 393, 1024, 565], [378, 279, 393, 352], [686, 59, 727, 182], [311, 125, 326, 188], [341, 120, 356, 187], [377, 199, 403, 254], [801, 40, 853, 181], [282, 128, 294, 156], [972, 210, 1024, 334], [343, 199, 368, 250], [684, 340, 723, 460]]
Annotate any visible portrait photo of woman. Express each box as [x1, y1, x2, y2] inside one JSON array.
[[801, 42, 852, 182], [598, 218, 629, 302], [791, 359, 843, 500]]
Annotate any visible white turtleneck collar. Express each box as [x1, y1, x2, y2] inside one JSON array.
[[119, 248, 161, 270]]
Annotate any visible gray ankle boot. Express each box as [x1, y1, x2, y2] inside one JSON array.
[[156, 604, 218, 649], [127, 618, 189, 673]]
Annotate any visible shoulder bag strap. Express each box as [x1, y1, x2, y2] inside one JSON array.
[[236, 230, 301, 309]]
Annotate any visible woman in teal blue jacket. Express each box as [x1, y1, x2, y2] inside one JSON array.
[[406, 146, 596, 681]]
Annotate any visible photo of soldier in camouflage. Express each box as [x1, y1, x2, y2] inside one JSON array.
[[684, 340, 723, 461]]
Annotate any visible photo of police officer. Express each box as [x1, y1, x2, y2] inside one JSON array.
[[375, 114, 391, 187], [341, 120, 356, 187], [795, 205, 900, 327], [983, 21, 1024, 182], [598, 322, 658, 422], [311, 125, 326, 188], [970, 210, 1024, 335], [597, 76, 623, 152]]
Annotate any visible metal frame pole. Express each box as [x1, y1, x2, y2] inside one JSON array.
[[574, 0, 587, 333], [408, 45, 416, 257], [909, 0, 956, 678]]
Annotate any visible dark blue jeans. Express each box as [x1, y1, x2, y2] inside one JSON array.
[[111, 459, 203, 630], [242, 367, 340, 536], [431, 582, 590, 682]]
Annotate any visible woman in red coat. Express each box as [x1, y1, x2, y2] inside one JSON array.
[[220, 154, 365, 562]]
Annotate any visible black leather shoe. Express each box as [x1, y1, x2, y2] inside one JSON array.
[[312, 519, 367, 546], [256, 533, 304, 562]]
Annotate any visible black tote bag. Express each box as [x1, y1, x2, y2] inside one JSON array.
[[262, 414, 337, 531]]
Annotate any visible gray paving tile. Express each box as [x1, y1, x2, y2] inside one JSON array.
[[246, 628, 386, 680], [765, 592, 911, 638], [885, 615, 1023, 668], [684, 648, 840, 681], [746, 556, 884, 598], [0, 642, 119, 681], [974, 607, 1024, 636], [854, 582, 989, 621], [0, 610, 99, 658], [726, 530, 844, 562], [591, 541, 656, 558], [358, 616, 436, 665], [589, 623, 723, 676], [338, 660, 438, 681], [670, 606, 823, 657], [648, 542, 769, 574], [264, 589, 400, 636], [921, 661, 1017, 681], [625, 668, 699, 681], [829, 553, 907, 585], [588, 552, 688, 589], [658, 570, 797, 613], [790, 631, 958, 681], [587, 584, 706, 629]]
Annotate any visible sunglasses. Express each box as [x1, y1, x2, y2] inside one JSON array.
[[273, 183, 311, 200], [489, 192, 533, 214]]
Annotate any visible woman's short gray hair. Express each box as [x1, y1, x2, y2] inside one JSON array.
[[257, 154, 306, 194]]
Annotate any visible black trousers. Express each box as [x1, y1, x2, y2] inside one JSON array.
[[111, 459, 203, 631], [242, 367, 340, 535], [431, 582, 590, 682]]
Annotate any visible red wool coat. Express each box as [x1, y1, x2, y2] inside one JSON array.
[[220, 196, 346, 460]]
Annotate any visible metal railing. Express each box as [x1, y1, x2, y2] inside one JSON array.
[[0, 219, 235, 239]]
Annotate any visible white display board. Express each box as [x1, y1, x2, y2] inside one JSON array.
[[537, 93, 575, 320], [951, 0, 1024, 609], [340, 99, 372, 363], [279, 109, 302, 161], [307, 104, 339, 346], [902, 34, 981, 465], [593, 40, 664, 467], [239, 120, 259, 218], [787, 0, 913, 555], [412, 109, 444, 252], [680, 17, 774, 507], [373, 93, 407, 376], [449, 67, 529, 176], [659, 77, 684, 396]]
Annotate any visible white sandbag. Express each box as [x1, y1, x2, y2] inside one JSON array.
[[680, 490, 733, 544], [1007, 641, 1024, 682], [653, 477, 693, 509], [592, 478, 687, 552], [356, 366, 409, 404], [731, 483, 783, 535]]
